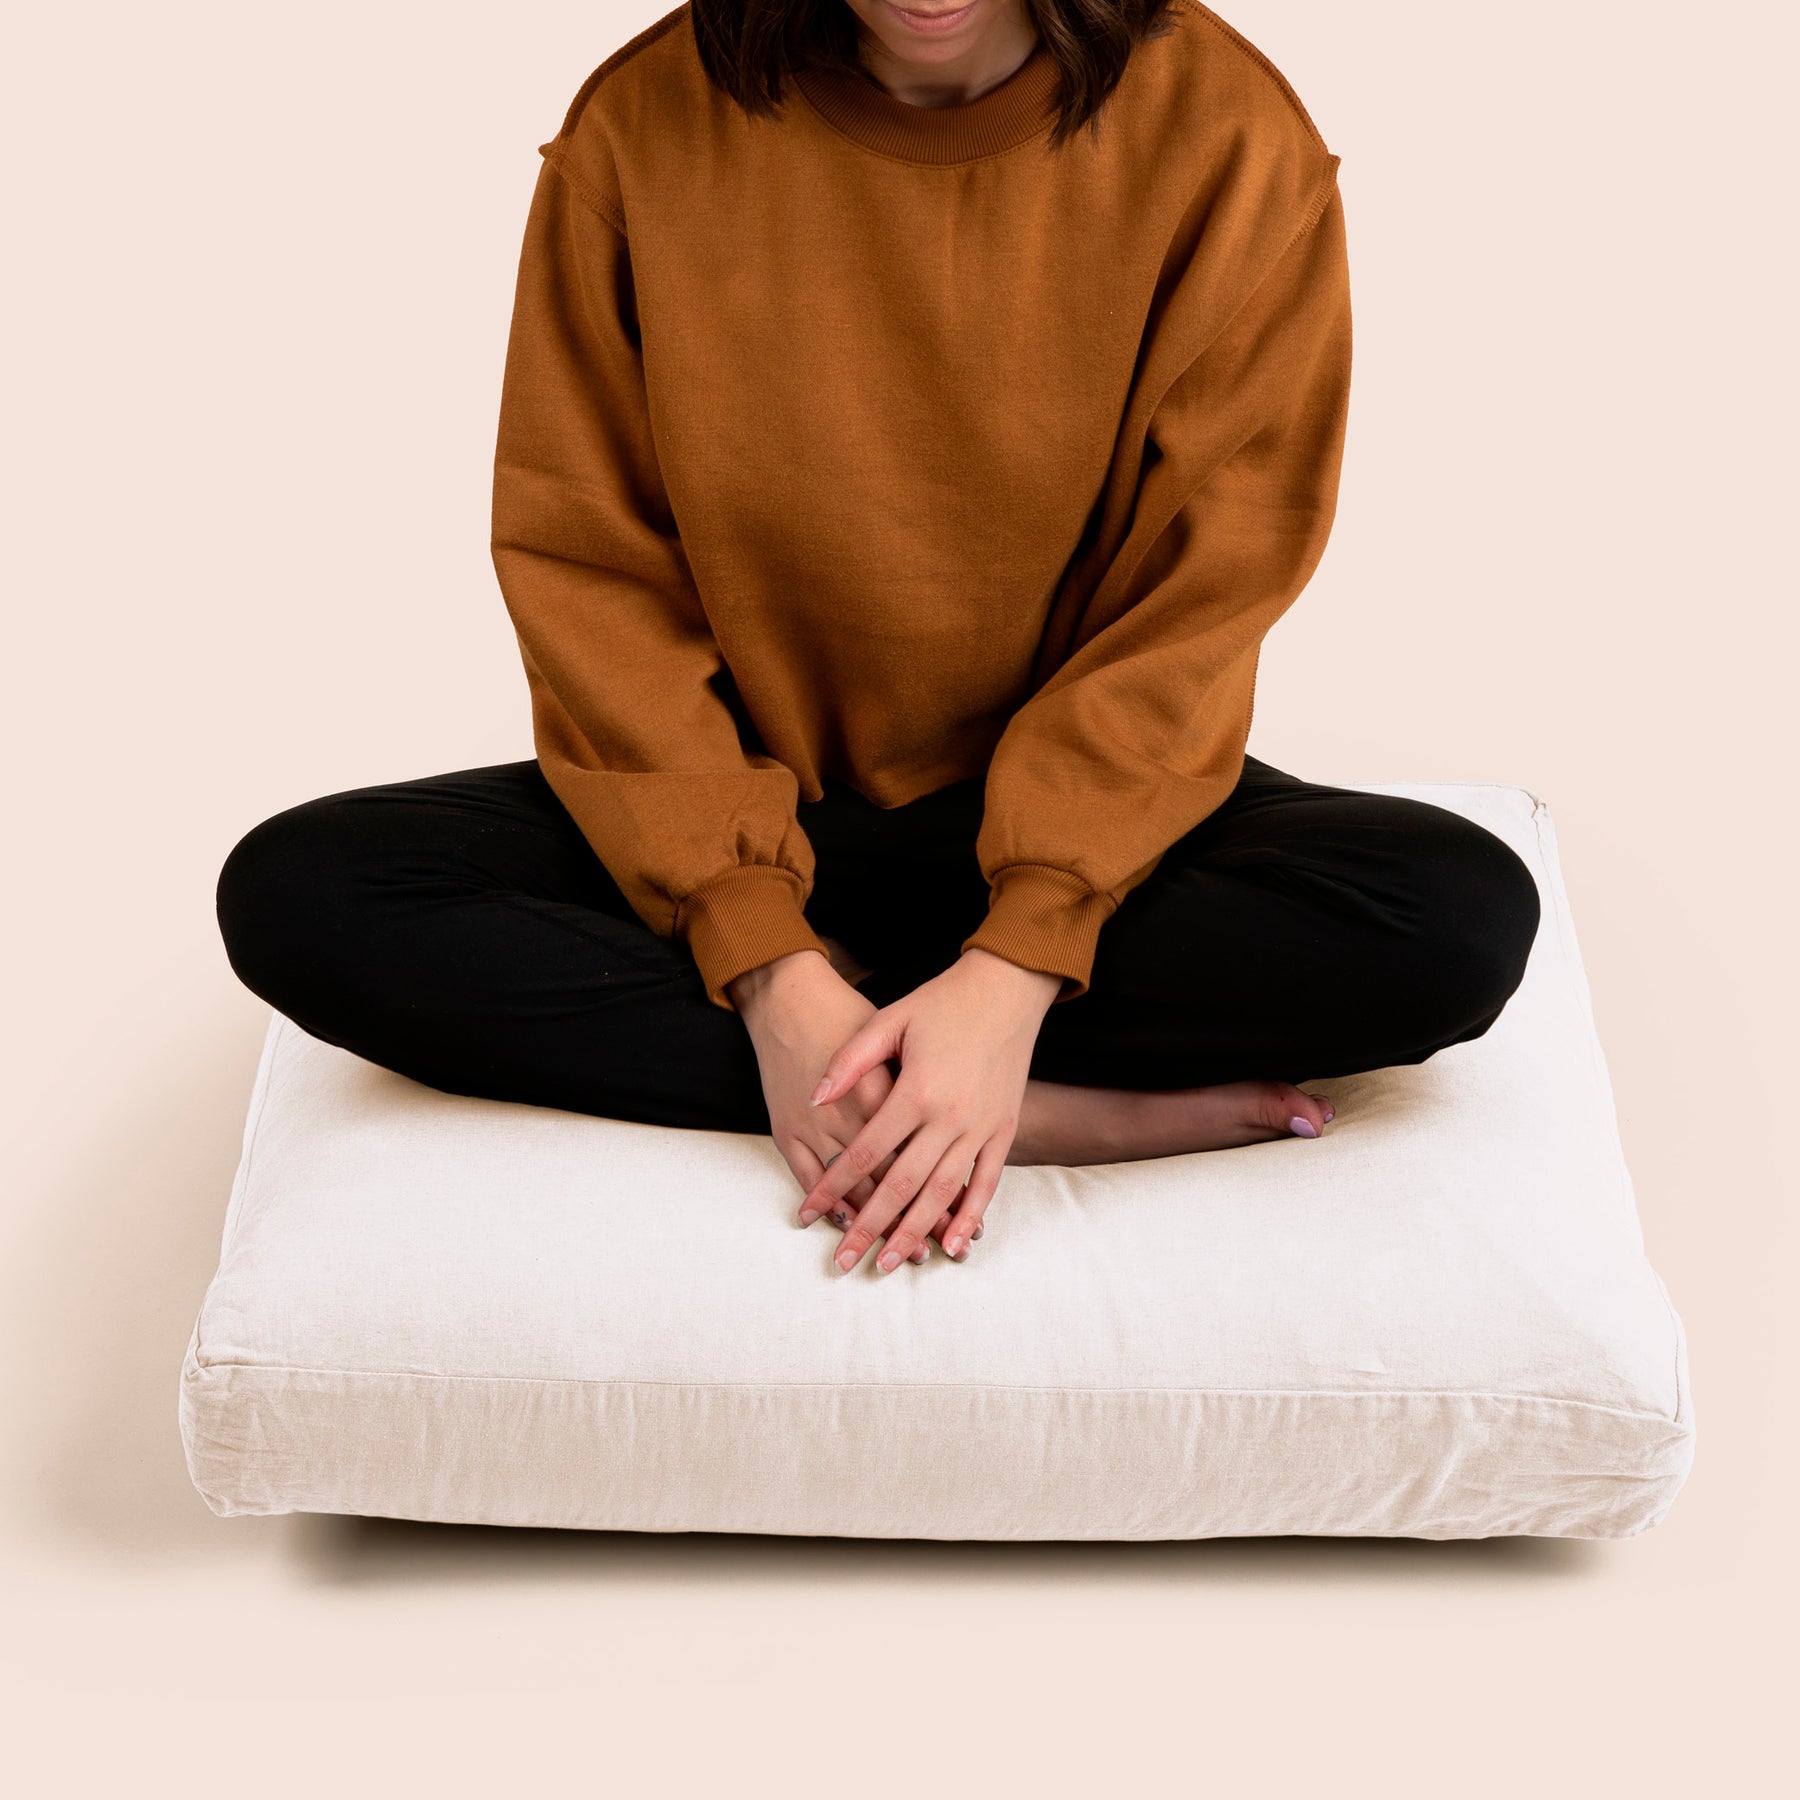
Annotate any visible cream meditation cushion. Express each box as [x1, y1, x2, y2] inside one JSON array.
[[180, 780, 1695, 1540]]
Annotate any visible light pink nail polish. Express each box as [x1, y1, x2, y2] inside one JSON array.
[[1289, 1115, 1318, 1138]]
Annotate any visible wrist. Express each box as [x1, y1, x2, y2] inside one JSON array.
[[956, 946, 1065, 1014], [727, 946, 834, 1018]]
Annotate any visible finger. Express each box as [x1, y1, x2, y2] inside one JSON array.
[[842, 1158, 897, 1222], [789, 1062, 900, 1226], [814, 1157, 889, 1227], [807, 1006, 906, 1111], [876, 1138, 981, 1272], [797, 1093, 923, 1225], [834, 1125, 959, 1275], [829, 1182, 932, 1261], [828, 1195, 930, 1260], [799, 1153, 932, 1263], [842, 1195, 943, 1260], [787, 1138, 859, 1218], [786, 1137, 828, 1195], [940, 1136, 1008, 1259], [787, 1143, 889, 1231], [890, 1157, 964, 1249], [864, 1202, 944, 1258], [794, 1143, 857, 1226]]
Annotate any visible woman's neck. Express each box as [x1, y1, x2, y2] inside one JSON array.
[[848, 1, 1042, 110]]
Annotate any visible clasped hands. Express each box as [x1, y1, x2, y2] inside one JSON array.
[[727, 943, 1063, 1274]]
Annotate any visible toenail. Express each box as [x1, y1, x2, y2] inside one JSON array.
[[1289, 1116, 1318, 1138]]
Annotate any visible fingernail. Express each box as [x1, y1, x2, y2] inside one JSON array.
[[877, 1249, 902, 1273], [835, 1248, 857, 1274], [798, 1207, 820, 1227], [972, 1224, 984, 1240], [1322, 1103, 1336, 1124], [944, 1233, 963, 1256], [808, 1079, 831, 1106], [912, 1244, 929, 1263], [1289, 1116, 1318, 1138]]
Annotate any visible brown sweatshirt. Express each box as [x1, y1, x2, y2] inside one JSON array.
[[491, 0, 1351, 1012]]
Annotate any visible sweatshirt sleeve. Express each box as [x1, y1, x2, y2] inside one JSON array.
[[960, 154, 1353, 1002], [491, 146, 830, 1012]]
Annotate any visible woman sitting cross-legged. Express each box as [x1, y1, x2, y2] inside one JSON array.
[[216, 0, 1542, 1276]]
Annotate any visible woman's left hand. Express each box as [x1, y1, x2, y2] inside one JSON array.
[[795, 948, 1064, 1272]]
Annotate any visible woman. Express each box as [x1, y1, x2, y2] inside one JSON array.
[[216, 0, 1541, 1277]]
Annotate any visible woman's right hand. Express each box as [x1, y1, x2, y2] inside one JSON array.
[[729, 950, 947, 1263]]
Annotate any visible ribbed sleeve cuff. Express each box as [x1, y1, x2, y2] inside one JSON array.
[[676, 866, 831, 1012], [959, 864, 1116, 1004]]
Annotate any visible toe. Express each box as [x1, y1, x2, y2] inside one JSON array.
[[1260, 1083, 1332, 1139]]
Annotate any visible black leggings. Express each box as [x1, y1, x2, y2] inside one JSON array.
[[215, 755, 1542, 1136]]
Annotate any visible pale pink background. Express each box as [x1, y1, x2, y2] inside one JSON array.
[[3, 1, 1792, 1791]]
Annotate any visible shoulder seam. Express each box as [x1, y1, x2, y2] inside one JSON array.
[[533, 5, 690, 239], [1174, 0, 1333, 156], [539, 142, 628, 237], [1231, 153, 1343, 323], [1284, 151, 1343, 252], [546, 3, 691, 142]]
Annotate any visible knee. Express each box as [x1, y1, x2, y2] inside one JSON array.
[[215, 798, 359, 1003], [1406, 807, 1543, 1036]]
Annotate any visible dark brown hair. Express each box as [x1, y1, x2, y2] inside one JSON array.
[[689, 0, 1181, 151]]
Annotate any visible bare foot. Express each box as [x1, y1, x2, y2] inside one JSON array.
[[1009, 1077, 1337, 1166]]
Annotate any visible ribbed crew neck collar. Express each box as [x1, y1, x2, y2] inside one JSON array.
[[793, 38, 1061, 164]]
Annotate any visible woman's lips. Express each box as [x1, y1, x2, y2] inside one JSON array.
[[884, 1, 979, 36]]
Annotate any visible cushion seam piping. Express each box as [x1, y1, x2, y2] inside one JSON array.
[[187, 1363, 1687, 1426]]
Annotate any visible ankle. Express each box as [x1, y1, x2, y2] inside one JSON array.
[[1012, 1079, 1141, 1167]]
